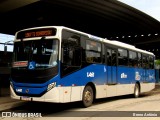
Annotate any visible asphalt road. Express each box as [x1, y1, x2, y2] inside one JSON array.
[[1, 85, 160, 120]]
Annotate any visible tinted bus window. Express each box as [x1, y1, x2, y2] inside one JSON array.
[[146, 56, 150, 69], [86, 40, 101, 63], [142, 56, 146, 68], [129, 51, 137, 67], [138, 53, 142, 68], [149, 56, 154, 69], [142, 55, 149, 68], [118, 48, 128, 66], [61, 30, 82, 76], [102, 44, 105, 63]]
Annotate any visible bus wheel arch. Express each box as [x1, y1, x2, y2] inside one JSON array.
[[134, 82, 141, 98], [82, 82, 96, 107]]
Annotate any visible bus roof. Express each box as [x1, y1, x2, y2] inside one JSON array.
[[15, 26, 154, 56], [102, 39, 154, 56]]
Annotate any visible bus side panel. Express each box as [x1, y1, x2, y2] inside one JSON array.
[[117, 66, 136, 84], [58, 87, 72, 103], [44, 87, 60, 102], [117, 66, 135, 95], [117, 66, 155, 95], [116, 84, 135, 96], [96, 85, 107, 98], [141, 69, 155, 93], [71, 86, 84, 101], [58, 64, 107, 101], [106, 85, 117, 97], [146, 69, 155, 83]]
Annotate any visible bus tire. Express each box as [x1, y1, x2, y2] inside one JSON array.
[[134, 83, 140, 98], [82, 85, 94, 107]]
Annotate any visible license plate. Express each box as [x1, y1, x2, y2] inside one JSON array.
[[21, 96, 31, 101]]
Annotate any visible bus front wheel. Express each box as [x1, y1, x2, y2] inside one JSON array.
[[82, 85, 94, 107], [134, 83, 140, 98]]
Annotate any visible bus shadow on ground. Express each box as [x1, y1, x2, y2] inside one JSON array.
[[9, 101, 83, 116]]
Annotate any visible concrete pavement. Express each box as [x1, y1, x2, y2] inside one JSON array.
[[0, 96, 24, 111]]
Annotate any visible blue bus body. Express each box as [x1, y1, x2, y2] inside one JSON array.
[[11, 64, 155, 99]]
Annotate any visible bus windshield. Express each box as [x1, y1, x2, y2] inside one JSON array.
[[12, 39, 58, 69]]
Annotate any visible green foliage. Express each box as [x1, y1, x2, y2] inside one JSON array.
[[155, 59, 160, 65]]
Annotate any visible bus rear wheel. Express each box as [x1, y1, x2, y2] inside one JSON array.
[[134, 83, 140, 98], [82, 85, 94, 107]]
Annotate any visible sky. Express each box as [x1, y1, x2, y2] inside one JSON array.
[[118, 0, 160, 22], [0, 33, 14, 52]]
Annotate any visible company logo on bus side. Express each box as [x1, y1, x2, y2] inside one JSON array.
[[121, 73, 127, 79], [87, 72, 95, 77]]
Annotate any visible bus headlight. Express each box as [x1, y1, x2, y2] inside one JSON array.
[[47, 82, 56, 91]]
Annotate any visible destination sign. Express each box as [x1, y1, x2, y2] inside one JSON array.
[[17, 28, 57, 39]]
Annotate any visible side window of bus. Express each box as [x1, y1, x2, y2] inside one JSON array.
[[102, 44, 105, 63], [149, 56, 154, 69], [129, 51, 137, 67], [80, 36, 88, 62], [146, 56, 150, 69], [86, 40, 102, 63], [61, 30, 82, 76], [142, 56, 146, 68], [137, 53, 142, 68], [142, 55, 149, 69], [118, 48, 128, 66]]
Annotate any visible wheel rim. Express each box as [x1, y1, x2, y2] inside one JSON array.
[[84, 90, 92, 103]]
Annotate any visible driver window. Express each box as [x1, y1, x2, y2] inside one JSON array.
[[61, 30, 82, 76]]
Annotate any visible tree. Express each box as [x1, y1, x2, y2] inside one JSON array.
[[155, 59, 160, 65]]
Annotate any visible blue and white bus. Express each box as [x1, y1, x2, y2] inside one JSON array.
[[10, 26, 155, 107]]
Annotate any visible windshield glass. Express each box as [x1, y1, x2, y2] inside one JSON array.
[[12, 39, 58, 69]]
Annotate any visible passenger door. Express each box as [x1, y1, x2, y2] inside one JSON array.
[[106, 48, 117, 85]]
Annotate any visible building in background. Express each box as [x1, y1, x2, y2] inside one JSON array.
[[0, 33, 14, 95], [0, 33, 14, 68], [0, 33, 14, 52]]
